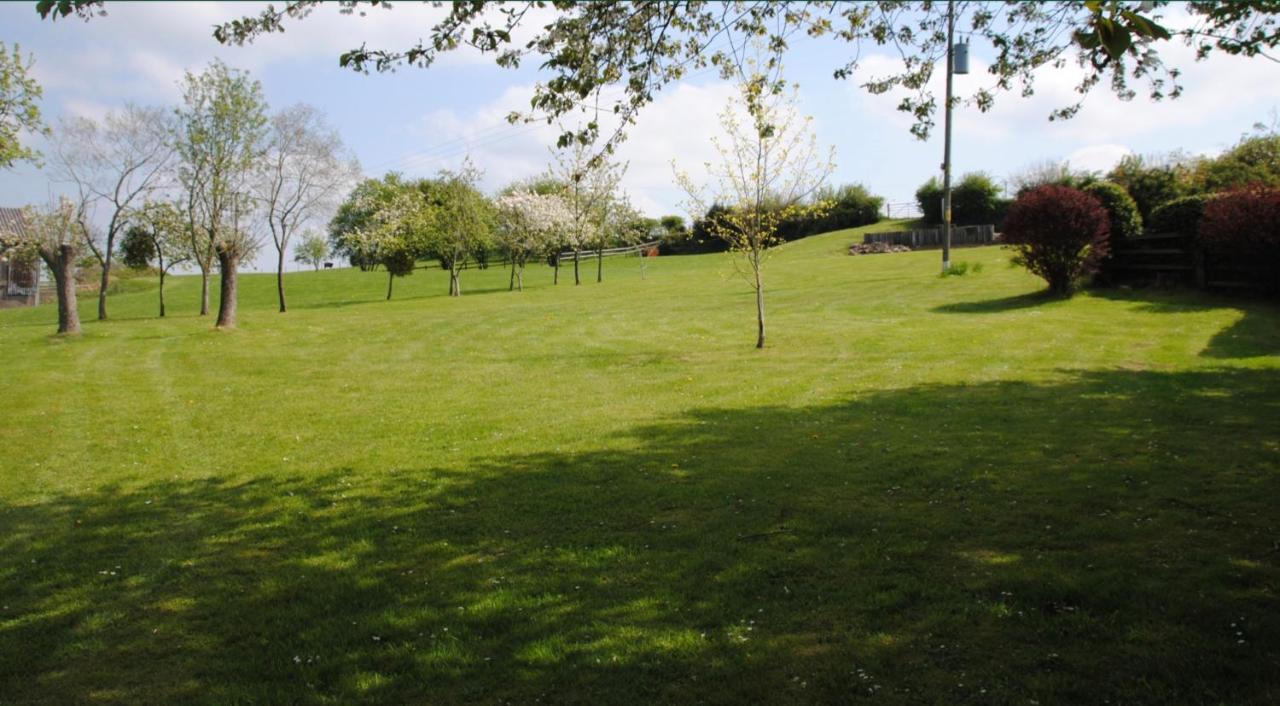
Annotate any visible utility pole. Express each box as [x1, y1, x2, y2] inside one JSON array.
[[941, 0, 956, 273]]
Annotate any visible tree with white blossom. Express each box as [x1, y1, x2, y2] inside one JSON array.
[[495, 189, 573, 291], [552, 140, 626, 286]]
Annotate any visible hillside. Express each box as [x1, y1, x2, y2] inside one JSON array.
[[2, 223, 1279, 704]]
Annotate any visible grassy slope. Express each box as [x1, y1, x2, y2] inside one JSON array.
[[1, 222, 1278, 704]]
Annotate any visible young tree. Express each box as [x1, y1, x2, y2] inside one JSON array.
[[258, 103, 360, 312], [495, 189, 573, 291], [174, 60, 269, 328], [422, 166, 495, 297], [552, 141, 625, 285], [0, 42, 49, 169], [0, 199, 85, 334], [50, 104, 174, 321], [674, 62, 835, 349], [119, 200, 190, 317], [293, 229, 330, 271]]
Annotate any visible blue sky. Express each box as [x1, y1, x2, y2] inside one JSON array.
[[3, 1, 1278, 271]]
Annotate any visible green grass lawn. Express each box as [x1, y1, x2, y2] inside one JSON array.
[[2, 222, 1278, 704]]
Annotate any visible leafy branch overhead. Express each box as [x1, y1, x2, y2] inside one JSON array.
[[151, 0, 1275, 147]]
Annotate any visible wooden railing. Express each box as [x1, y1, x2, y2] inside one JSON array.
[[863, 224, 997, 249], [557, 240, 661, 260]]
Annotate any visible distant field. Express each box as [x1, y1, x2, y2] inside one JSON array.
[[2, 222, 1278, 704]]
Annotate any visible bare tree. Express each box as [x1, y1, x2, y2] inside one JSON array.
[[0, 199, 85, 334], [258, 104, 359, 312], [50, 104, 174, 321]]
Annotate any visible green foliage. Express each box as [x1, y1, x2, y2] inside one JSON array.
[[0, 42, 49, 169], [1150, 194, 1212, 236], [293, 230, 330, 271], [659, 215, 687, 237], [379, 238, 418, 278], [917, 173, 1003, 226], [1106, 153, 1192, 222], [1083, 181, 1143, 243], [791, 183, 883, 235], [1193, 133, 1280, 192], [663, 204, 732, 255], [118, 225, 155, 270], [940, 261, 984, 277]]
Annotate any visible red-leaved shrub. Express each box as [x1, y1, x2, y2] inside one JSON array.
[[1199, 184, 1280, 292], [1198, 184, 1280, 251], [1001, 185, 1110, 295]]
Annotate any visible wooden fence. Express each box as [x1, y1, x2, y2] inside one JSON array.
[[863, 224, 997, 249], [1107, 233, 1277, 292], [557, 240, 661, 261]]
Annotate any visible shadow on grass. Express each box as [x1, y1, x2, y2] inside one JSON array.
[[1091, 287, 1280, 359], [2, 368, 1278, 704], [932, 291, 1058, 314], [1204, 308, 1280, 358]]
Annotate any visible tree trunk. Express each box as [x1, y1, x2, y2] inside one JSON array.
[[386, 272, 394, 300], [509, 260, 517, 291], [158, 269, 167, 318], [553, 255, 560, 285], [97, 248, 111, 321], [449, 267, 461, 297], [597, 248, 603, 282], [44, 245, 81, 335], [517, 262, 524, 292], [276, 248, 288, 313], [574, 249, 581, 285], [754, 260, 766, 349], [199, 266, 210, 316], [215, 248, 239, 329]]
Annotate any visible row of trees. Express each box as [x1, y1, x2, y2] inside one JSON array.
[[327, 141, 650, 299], [1, 59, 359, 334]]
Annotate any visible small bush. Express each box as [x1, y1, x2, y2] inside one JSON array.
[[1083, 181, 1143, 246], [940, 261, 984, 277], [1002, 185, 1110, 296], [1149, 194, 1210, 236]]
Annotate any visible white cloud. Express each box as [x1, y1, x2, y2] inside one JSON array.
[[375, 80, 741, 217], [1066, 144, 1132, 174]]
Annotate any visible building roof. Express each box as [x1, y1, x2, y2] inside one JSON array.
[[0, 207, 29, 242]]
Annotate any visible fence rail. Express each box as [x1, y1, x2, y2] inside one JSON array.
[[882, 201, 923, 220], [863, 224, 997, 249], [557, 240, 661, 261]]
